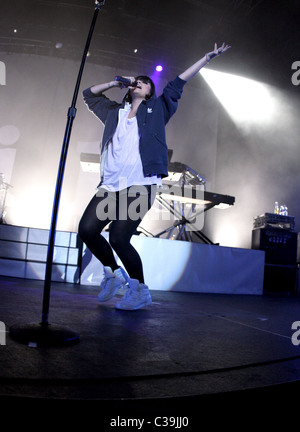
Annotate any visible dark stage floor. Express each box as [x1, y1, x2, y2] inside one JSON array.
[[1, 275, 300, 425]]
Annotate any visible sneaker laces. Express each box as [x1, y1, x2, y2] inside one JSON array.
[[122, 286, 140, 301]]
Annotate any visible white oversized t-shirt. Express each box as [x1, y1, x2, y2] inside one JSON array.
[[101, 106, 162, 192]]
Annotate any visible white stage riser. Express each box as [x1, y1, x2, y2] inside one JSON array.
[[0, 225, 265, 295], [0, 225, 79, 284]]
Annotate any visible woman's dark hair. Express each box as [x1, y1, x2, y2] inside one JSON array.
[[124, 75, 155, 103], [135, 76, 155, 100]]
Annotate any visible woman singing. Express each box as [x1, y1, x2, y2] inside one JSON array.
[[78, 43, 230, 310]]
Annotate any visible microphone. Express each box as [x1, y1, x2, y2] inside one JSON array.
[[115, 76, 137, 87]]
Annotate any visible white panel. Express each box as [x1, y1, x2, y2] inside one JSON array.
[[70, 232, 78, 248], [0, 225, 265, 295], [66, 266, 80, 284], [0, 225, 28, 242], [132, 236, 265, 295], [80, 244, 103, 286], [80, 235, 265, 295], [0, 240, 27, 260], [26, 244, 47, 262], [0, 258, 26, 278], [25, 261, 66, 282], [24, 261, 46, 280], [53, 247, 68, 264], [67, 248, 78, 265], [28, 228, 49, 245], [55, 231, 71, 247]]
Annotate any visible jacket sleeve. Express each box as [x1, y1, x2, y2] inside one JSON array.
[[160, 76, 187, 123], [82, 87, 120, 124]]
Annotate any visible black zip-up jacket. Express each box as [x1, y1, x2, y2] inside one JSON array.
[[82, 76, 186, 181]]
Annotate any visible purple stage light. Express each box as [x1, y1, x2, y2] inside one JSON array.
[[155, 65, 163, 72]]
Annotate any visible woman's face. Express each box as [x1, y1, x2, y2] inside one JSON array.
[[131, 78, 152, 100]]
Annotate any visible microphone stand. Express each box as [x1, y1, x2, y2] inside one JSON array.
[[9, 0, 106, 347]]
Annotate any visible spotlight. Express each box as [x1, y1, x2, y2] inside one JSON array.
[[155, 65, 163, 72], [200, 69, 278, 126]]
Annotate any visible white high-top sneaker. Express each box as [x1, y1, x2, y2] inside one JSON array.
[[115, 278, 152, 310], [98, 266, 129, 302]]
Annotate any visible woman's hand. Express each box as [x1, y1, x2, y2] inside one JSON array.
[[179, 42, 231, 82], [206, 42, 231, 62], [116, 76, 136, 88]]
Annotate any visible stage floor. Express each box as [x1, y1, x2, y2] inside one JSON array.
[[1, 275, 300, 422]]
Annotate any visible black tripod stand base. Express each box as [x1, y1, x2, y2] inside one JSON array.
[[9, 323, 80, 347]]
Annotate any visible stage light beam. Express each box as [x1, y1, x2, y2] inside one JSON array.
[[200, 69, 278, 127]]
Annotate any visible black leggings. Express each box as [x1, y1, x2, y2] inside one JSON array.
[[78, 186, 155, 283]]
